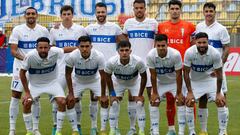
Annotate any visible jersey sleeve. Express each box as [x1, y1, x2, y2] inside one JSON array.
[[51, 47, 64, 59], [174, 51, 183, 70], [153, 19, 159, 34], [65, 53, 74, 68], [219, 27, 230, 45], [213, 50, 222, 69], [8, 27, 19, 44], [189, 22, 196, 37], [104, 60, 113, 74], [122, 20, 129, 35], [85, 25, 90, 35], [98, 53, 106, 70], [49, 28, 56, 46], [137, 59, 146, 74], [146, 53, 155, 69], [21, 53, 31, 70], [184, 49, 192, 67], [114, 24, 123, 35]]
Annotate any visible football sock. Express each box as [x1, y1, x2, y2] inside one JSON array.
[[109, 101, 119, 129], [67, 108, 78, 131], [128, 101, 137, 130], [218, 107, 228, 133], [150, 106, 159, 133], [52, 101, 58, 126], [32, 98, 40, 131], [166, 92, 176, 127], [186, 107, 195, 133], [9, 97, 19, 131], [177, 106, 186, 134], [23, 113, 33, 132], [100, 107, 108, 131], [75, 101, 82, 125], [89, 101, 98, 128], [136, 101, 145, 132], [198, 108, 208, 132], [56, 111, 65, 132]]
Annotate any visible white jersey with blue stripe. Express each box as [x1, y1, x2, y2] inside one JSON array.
[[105, 55, 146, 85], [65, 49, 105, 83], [196, 21, 230, 55], [147, 47, 182, 84], [123, 18, 158, 62], [50, 23, 87, 74], [184, 45, 222, 81], [9, 24, 50, 67], [85, 22, 122, 60], [21, 47, 64, 87]]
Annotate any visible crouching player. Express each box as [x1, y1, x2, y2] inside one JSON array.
[[20, 37, 79, 135], [105, 40, 147, 135], [183, 32, 228, 135], [146, 34, 185, 135]]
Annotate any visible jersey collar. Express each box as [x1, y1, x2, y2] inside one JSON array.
[[117, 55, 133, 66]]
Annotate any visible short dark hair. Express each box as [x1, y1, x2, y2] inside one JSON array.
[[133, 0, 146, 6], [168, 0, 182, 8], [37, 37, 50, 45], [60, 5, 74, 15], [25, 7, 38, 15], [78, 36, 91, 44], [203, 2, 216, 11], [195, 32, 208, 40], [155, 34, 168, 42], [117, 40, 131, 50], [95, 2, 107, 9]]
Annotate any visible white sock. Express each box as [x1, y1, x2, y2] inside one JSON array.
[[136, 101, 145, 132], [218, 107, 228, 133], [198, 108, 208, 132], [32, 98, 40, 131], [177, 106, 186, 134], [75, 101, 82, 125], [150, 106, 159, 133], [52, 101, 58, 126], [56, 111, 65, 132], [89, 101, 98, 128], [186, 107, 195, 133], [67, 108, 78, 131], [100, 107, 108, 131], [128, 101, 137, 130], [109, 101, 119, 129], [23, 113, 33, 132], [9, 97, 19, 131]]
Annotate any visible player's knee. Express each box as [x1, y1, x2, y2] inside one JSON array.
[[56, 98, 66, 108], [151, 100, 160, 107], [215, 101, 225, 107]]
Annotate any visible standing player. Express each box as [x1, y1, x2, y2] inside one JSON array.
[[85, 2, 124, 135], [146, 34, 185, 135], [105, 40, 147, 135], [123, 0, 158, 134], [196, 3, 230, 135], [183, 32, 228, 135], [49, 5, 86, 135], [20, 37, 79, 135], [65, 36, 106, 135], [8, 7, 49, 135], [158, 0, 196, 134]]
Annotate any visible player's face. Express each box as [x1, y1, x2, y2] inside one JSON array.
[[203, 7, 216, 22], [79, 41, 92, 59], [61, 10, 73, 22], [24, 9, 38, 25], [96, 6, 107, 23], [37, 42, 50, 59], [118, 47, 132, 60], [169, 5, 181, 20], [155, 40, 168, 56], [196, 37, 208, 55], [133, 3, 146, 20]]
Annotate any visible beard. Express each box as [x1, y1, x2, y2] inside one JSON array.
[[97, 16, 106, 23], [197, 46, 208, 54]]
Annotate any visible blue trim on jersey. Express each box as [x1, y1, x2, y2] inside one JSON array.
[[55, 40, 79, 48], [208, 40, 222, 48], [90, 35, 116, 43], [114, 71, 138, 80], [128, 30, 155, 39], [155, 67, 175, 74], [75, 67, 98, 76], [191, 64, 213, 72], [18, 41, 37, 49], [29, 63, 57, 74]]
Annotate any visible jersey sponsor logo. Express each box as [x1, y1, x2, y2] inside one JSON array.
[[18, 41, 37, 49], [114, 70, 138, 80], [191, 64, 213, 72], [208, 40, 223, 48], [155, 67, 175, 74], [75, 67, 98, 76], [56, 40, 78, 48], [168, 38, 183, 44], [90, 35, 116, 43], [128, 30, 154, 39], [224, 48, 240, 76], [29, 63, 56, 74]]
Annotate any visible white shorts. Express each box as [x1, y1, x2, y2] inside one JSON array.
[[73, 79, 101, 98], [57, 73, 67, 90], [29, 81, 65, 99], [157, 82, 176, 98], [114, 79, 140, 97], [146, 69, 152, 87]]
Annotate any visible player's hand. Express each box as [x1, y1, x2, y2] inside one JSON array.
[[215, 93, 226, 107], [100, 95, 109, 108], [110, 96, 118, 106], [66, 94, 75, 108], [150, 93, 160, 106], [22, 93, 33, 106], [53, 22, 60, 29], [186, 92, 195, 107], [176, 93, 185, 106], [135, 96, 144, 103], [210, 71, 216, 77]]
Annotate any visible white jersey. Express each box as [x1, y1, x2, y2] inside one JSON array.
[[196, 21, 230, 55], [147, 47, 182, 84], [105, 55, 146, 84], [123, 18, 158, 62], [85, 22, 122, 60], [65, 49, 105, 84], [21, 47, 64, 87], [9, 24, 50, 67], [184, 45, 222, 81], [50, 23, 87, 75]]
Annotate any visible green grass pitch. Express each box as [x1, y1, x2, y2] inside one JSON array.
[[0, 76, 239, 134]]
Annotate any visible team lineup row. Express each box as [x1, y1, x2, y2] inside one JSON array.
[[8, 0, 230, 135]]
